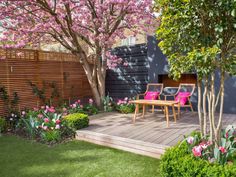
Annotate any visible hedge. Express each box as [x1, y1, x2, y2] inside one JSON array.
[[64, 113, 89, 131], [160, 142, 236, 177]]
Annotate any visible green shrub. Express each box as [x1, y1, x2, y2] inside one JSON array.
[[64, 113, 89, 131], [0, 117, 6, 133], [160, 142, 236, 177]]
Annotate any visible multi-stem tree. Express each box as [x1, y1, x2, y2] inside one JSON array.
[[0, 0, 153, 107], [155, 0, 236, 145]]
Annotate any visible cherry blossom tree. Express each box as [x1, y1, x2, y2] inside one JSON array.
[[0, 0, 153, 107]]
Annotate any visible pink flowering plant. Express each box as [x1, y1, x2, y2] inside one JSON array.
[[67, 99, 98, 115], [115, 97, 135, 114], [183, 125, 236, 165], [20, 105, 68, 143]]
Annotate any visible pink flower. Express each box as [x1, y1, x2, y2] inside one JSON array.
[[56, 119, 61, 124], [77, 99, 81, 104], [41, 106, 45, 109], [43, 126, 48, 130], [21, 111, 26, 115], [219, 146, 227, 154], [44, 118, 49, 123], [124, 97, 128, 101], [55, 124, 60, 129], [48, 107, 55, 113], [192, 146, 202, 157], [89, 98, 93, 104], [38, 114, 43, 118], [80, 105, 84, 108], [225, 132, 229, 138], [187, 136, 194, 144], [72, 104, 77, 108], [62, 107, 67, 112], [46, 105, 49, 109]]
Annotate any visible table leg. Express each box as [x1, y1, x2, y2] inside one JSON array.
[[165, 106, 169, 127], [133, 104, 139, 123], [172, 105, 177, 123], [142, 104, 145, 118]]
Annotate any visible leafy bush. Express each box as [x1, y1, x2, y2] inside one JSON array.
[[0, 117, 6, 133], [160, 142, 236, 177], [41, 130, 61, 142], [64, 113, 89, 131], [160, 128, 236, 177], [115, 97, 135, 114]]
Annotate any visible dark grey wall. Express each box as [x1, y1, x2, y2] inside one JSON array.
[[106, 36, 236, 114], [147, 35, 236, 114], [105, 44, 149, 99]]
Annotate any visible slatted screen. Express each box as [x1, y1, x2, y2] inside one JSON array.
[[0, 49, 92, 116]]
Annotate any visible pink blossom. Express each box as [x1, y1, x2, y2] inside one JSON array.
[[62, 108, 67, 112], [72, 104, 77, 108], [44, 118, 49, 123], [77, 99, 81, 104], [56, 119, 61, 124], [225, 132, 229, 138], [80, 105, 84, 108], [21, 111, 26, 115], [48, 107, 55, 113], [187, 136, 194, 144], [41, 106, 45, 109], [43, 126, 48, 130], [38, 114, 43, 118], [89, 98, 93, 104], [192, 146, 202, 157], [219, 146, 227, 154], [55, 124, 60, 129]]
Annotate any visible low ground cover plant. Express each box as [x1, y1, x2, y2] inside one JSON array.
[[160, 127, 236, 176], [0, 117, 6, 133]]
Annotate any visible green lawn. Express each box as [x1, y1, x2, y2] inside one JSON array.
[[0, 135, 160, 177]]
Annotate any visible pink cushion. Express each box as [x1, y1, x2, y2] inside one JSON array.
[[144, 91, 160, 100], [175, 92, 191, 105]]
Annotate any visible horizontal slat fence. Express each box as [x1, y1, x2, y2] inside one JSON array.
[[0, 49, 92, 116], [106, 44, 149, 99]]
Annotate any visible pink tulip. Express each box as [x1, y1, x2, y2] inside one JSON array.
[[77, 99, 81, 104], [48, 108, 55, 113], [56, 119, 61, 124], [192, 146, 202, 157], [55, 124, 60, 129], [89, 98, 93, 104], [43, 126, 48, 130], [219, 146, 227, 154], [44, 118, 49, 123], [38, 114, 43, 118], [63, 108, 67, 112]]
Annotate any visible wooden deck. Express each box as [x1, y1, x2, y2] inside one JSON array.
[[76, 111, 236, 158]]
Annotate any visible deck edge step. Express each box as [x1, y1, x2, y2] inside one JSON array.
[[76, 130, 169, 159]]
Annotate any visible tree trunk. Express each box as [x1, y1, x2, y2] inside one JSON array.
[[81, 57, 105, 108], [197, 79, 203, 136], [215, 71, 225, 145], [203, 78, 208, 137]]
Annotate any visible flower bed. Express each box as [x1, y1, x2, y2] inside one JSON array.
[[160, 128, 236, 177], [115, 97, 135, 114]]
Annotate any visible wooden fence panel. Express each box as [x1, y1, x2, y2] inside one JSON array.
[[0, 49, 92, 116]]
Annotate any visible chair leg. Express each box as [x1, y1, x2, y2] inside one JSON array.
[[178, 104, 181, 119], [152, 105, 154, 113]]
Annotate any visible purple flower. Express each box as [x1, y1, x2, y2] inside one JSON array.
[[187, 136, 194, 144]]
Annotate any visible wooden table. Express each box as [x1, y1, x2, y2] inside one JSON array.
[[129, 99, 179, 127]]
